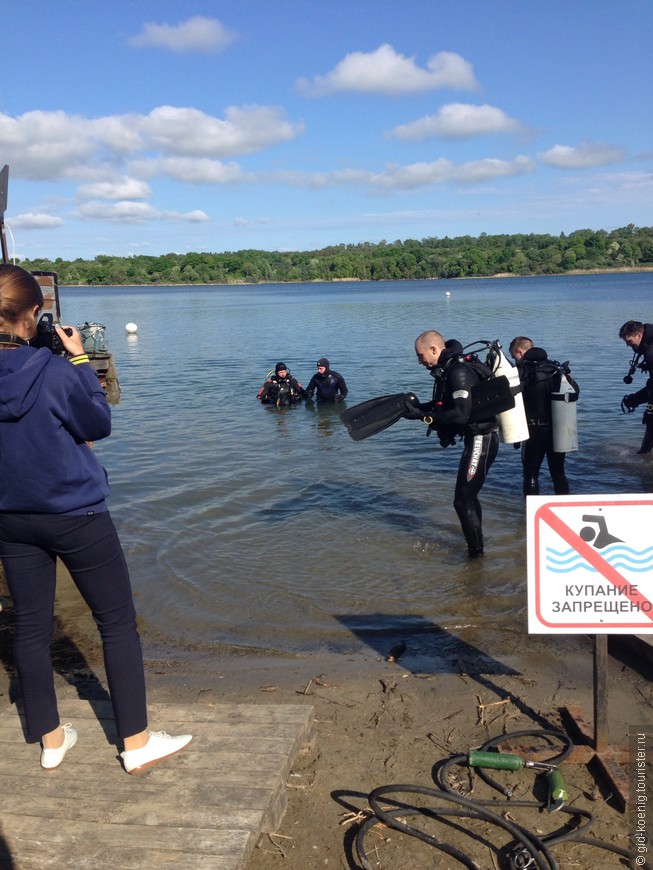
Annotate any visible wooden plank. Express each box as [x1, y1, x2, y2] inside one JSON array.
[[0, 699, 314, 870], [0, 773, 283, 809], [4, 842, 243, 870], [1, 816, 251, 870]]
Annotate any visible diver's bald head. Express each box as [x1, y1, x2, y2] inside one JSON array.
[[415, 330, 445, 368]]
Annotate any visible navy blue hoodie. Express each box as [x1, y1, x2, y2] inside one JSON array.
[[0, 346, 111, 513]]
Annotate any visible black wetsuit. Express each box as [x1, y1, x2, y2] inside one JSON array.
[[305, 358, 348, 403], [517, 347, 579, 495], [624, 323, 653, 453], [258, 373, 305, 406], [420, 344, 499, 558]]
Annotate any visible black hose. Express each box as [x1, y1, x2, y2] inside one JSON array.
[[355, 804, 480, 869], [358, 784, 557, 870], [354, 728, 647, 869]]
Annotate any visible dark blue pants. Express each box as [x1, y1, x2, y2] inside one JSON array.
[[0, 511, 147, 741]]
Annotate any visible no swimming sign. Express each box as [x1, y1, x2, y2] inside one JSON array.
[[527, 495, 653, 634]]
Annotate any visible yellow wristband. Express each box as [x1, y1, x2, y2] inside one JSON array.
[[69, 353, 90, 366]]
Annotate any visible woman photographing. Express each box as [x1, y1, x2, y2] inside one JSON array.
[[0, 263, 191, 774]]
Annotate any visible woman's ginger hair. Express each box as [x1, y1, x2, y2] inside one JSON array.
[[0, 264, 44, 328]]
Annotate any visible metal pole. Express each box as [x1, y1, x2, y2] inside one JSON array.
[[593, 635, 608, 753]]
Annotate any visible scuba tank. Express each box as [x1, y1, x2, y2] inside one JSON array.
[[486, 342, 530, 444], [551, 370, 579, 452]]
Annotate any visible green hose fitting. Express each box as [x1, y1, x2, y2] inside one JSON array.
[[468, 750, 556, 771], [547, 768, 568, 811]]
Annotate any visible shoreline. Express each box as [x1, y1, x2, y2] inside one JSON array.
[[59, 265, 653, 289]]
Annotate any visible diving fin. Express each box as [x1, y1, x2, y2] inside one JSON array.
[[340, 393, 415, 441]]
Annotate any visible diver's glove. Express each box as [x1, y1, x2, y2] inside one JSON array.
[[438, 431, 457, 448], [334, 394, 344, 403], [622, 393, 641, 413], [643, 403, 653, 424], [402, 394, 425, 420]]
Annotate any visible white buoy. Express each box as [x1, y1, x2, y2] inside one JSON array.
[[445, 291, 451, 297], [125, 322, 138, 334]]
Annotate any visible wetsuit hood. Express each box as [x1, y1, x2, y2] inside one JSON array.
[[440, 339, 463, 364], [430, 339, 463, 377], [317, 357, 330, 371], [640, 323, 653, 350], [0, 346, 51, 422], [275, 361, 288, 374], [522, 347, 548, 363]]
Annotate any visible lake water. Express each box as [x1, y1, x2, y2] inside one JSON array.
[[58, 273, 653, 664]]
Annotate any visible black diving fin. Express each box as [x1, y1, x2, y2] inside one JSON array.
[[340, 392, 416, 441]]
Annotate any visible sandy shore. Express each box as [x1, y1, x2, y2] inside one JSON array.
[[145, 634, 651, 869], [1, 570, 651, 869]]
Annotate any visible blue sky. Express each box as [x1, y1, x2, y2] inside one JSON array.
[[1, 0, 651, 261]]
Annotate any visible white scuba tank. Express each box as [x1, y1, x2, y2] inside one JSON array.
[[489, 346, 530, 444], [551, 372, 579, 452]]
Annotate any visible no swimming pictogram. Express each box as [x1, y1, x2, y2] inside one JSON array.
[[526, 495, 653, 634]]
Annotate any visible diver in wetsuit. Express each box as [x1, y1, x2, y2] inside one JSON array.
[[257, 362, 306, 407], [305, 357, 348, 403], [510, 337, 579, 495], [406, 331, 499, 559], [619, 320, 653, 454]]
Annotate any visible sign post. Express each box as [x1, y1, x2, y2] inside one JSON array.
[[527, 494, 652, 809]]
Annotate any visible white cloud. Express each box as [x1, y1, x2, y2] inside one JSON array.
[[129, 157, 251, 185], [389, 103, 524, 141], [0, 111, 97, 179], [297, 45, 479, 97], [73, 201, 209, 224], [368, 159, 455, 190], [76, 178, 152, 200], [454, 155, 535, 184], [139, 105, 303, 158], [128, 16, 237, 54], [0, 106, 303, 183], [538, 141, 625, 169], [272, 155, 533, 192], [10, 212, 64, 229]]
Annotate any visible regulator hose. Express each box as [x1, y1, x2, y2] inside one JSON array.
[[357, 784, 557, 870], [354, 728, 648, 870]]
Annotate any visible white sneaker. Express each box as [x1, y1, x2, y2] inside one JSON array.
[[40, 723, 78, 770], [120, 730, 192, 775]]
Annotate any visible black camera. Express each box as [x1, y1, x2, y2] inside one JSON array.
[[31, 312, 72, 355]]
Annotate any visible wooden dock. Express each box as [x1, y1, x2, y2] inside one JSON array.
[[0, 697, 315, 869]]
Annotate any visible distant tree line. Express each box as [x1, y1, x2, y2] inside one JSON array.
[[20, 224, 653, 286]]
